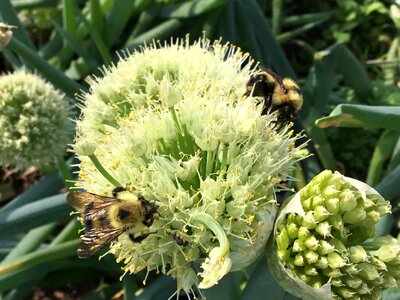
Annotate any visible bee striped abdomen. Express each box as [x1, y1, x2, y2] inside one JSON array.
[[83, 202, 94, 231]]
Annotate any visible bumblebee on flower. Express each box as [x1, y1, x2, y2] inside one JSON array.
[[69, 37, 307, 295]]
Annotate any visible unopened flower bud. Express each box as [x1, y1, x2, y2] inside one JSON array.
[[297, 226, 311, 241], [302, 211, 317, 229], [322, 186, 339, 198], [304, 235, 319, 251], [315, 256, 329, 269], [74, 140, 96, 156], [343, 207, 366, 224], [343, 276, 362, 289], [318, 240, 335, 256], [339, 190, 358, 212], [293, 253, 305, 267], [277, 249, 291, 262], [369, 256, 387, 271], [315, 221, 331, 238], [334, 287, 356, 299], [322, 267, 343, 278], [304, 265, 318, 276], [357, 262, 380, 281], [325, 197, 340, 214], [311, 196, 325, 209], [287, 223, 299, 239], [327, 252, 347, 269], [370, 244, 400, 263], [314, 206, 331, 222], [348, 246, 368, 264], [304, 250, 319, 264], [276, 228, 290, 250], [292, 239, 307, 252], [382, 274, 398, 288]]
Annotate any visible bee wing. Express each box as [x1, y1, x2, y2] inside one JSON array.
[[67, 191, 118, 213], [78, 227, 124, 258], [262, 68, 285, 90]]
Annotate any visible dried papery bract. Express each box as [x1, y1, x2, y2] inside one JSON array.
[[72, 37, 307, 293], [268, 170, 398, 300]]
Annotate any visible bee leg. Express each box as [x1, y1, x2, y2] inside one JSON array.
[[112, 186, 126, 198], [143, 217, 154, 227], [261, 94, 273, 115], [273, 104, 295, 130], [129, 232, 155, 243]]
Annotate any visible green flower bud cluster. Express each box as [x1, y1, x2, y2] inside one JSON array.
[[73, 38, 307, 294], [268, 170, 395, 300], [0, 71, 70, 168]]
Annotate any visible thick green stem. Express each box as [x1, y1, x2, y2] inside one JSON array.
[[192, 212, 229, 253], [88, 154, 121, 187], [205, 151, 214, 177], [56, 156, 74, 189], [220, 146, 229, 172]]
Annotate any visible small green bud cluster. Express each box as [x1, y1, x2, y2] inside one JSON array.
[[0, 71, 70, 168], [268, 170, 396, 300]]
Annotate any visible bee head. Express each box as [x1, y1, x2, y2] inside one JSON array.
[[282, 78, 303, 112], [272, 78, 303, 113]]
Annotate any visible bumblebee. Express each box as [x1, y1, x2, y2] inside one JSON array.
[[67, 187, 159, 258], [244, 68, 303, 127], [171, 230, 188, 247]]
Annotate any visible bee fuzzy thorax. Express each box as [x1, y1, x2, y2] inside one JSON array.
[[108, 200, 144, 229]]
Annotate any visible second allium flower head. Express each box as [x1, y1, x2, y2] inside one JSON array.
[[72, 37, 306, 292]]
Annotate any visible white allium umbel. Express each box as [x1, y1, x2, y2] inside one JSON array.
[[268, 170, 398, 300], [73, 37, 307, 294], [0, 71, 70, 168]]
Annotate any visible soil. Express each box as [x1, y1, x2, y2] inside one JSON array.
[[0, 166, 43, 207]]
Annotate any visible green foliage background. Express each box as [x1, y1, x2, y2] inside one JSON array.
[[0, 0, 399, 299]]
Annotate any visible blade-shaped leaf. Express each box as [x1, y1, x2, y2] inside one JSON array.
[[0, 171, 64, 214], [242, 257, 286, 300], [11, 0, 58, 9], [6, 38, 82, 97], [376, 165, 400, 200], [0, 0, 36, 50], [203, 272, 242, 300], [336, 45, 372, 100], [159, 0, 226, 18], [0, 193, 71, 238], [0, 239, 80, 276], [1, 223, 57, 264], [367, 130, 400, 186], [315, 104, 400, 130], [383, 287, 400, 300], [135, 276, 176, 300], [126, 19, 182, 51], [282, 12, 332, 27]]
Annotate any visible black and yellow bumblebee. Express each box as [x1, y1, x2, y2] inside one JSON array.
[[67, 187, 159, 258], [244, 68, 303, 127], [171, 230, 189, 247]]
